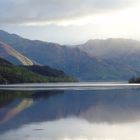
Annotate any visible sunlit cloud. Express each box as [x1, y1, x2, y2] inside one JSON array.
[[0, 0, 138, 25], [1, 0, 140, 44], [20, 3, 140, 28]]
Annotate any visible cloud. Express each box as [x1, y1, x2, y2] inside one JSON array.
[[0, 0, 138, 25]]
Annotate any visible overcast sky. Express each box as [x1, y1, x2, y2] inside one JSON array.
[[0, 0, 140, 44]]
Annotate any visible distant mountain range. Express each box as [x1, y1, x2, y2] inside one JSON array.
[[1, 30, 140, 81]]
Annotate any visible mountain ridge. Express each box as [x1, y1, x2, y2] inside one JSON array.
[[1, 30, 140, 81]]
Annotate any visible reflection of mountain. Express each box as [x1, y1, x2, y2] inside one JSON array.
[[0, 99, 33, 124], [0, 90, 64, 133], [1, 89, 140, 133]]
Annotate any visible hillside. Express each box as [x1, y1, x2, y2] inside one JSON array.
[[78, 38, 140, 78], [0, 40, 34, 65], [1, 30, 140, 81], [0, 58, 12, 66], [23, 65, 68, 77], [0, 58, 75, 84]]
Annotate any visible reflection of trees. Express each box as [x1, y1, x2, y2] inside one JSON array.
[[0, 90, 64, 107], [0, 91, 33, 108]]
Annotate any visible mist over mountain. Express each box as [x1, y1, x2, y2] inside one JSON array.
[[79, 38, 140, 59], [0, 30, 140, 81], [79, 38, 140, 72]]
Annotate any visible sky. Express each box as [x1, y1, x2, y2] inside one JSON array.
[[0, 0, 140, 44]]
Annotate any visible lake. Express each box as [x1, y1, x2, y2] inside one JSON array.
[[0, 82, 140, 140]]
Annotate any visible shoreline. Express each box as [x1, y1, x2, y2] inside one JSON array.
[[0, 82, 140, 91]]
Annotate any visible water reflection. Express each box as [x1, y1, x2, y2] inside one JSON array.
[[1, 88, 140, 139]]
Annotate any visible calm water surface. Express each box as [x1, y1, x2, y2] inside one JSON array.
[[0, 82, 140, 140]]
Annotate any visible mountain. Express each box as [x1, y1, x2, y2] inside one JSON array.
[[0, 40, 34, 65], [0, 58, 46, 84], [0, 30, 111, 81], [78, 38, 140, 77], [79, 38, 140, 61], [1, 30, 140, 81], [0, 58, 75, 84]]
